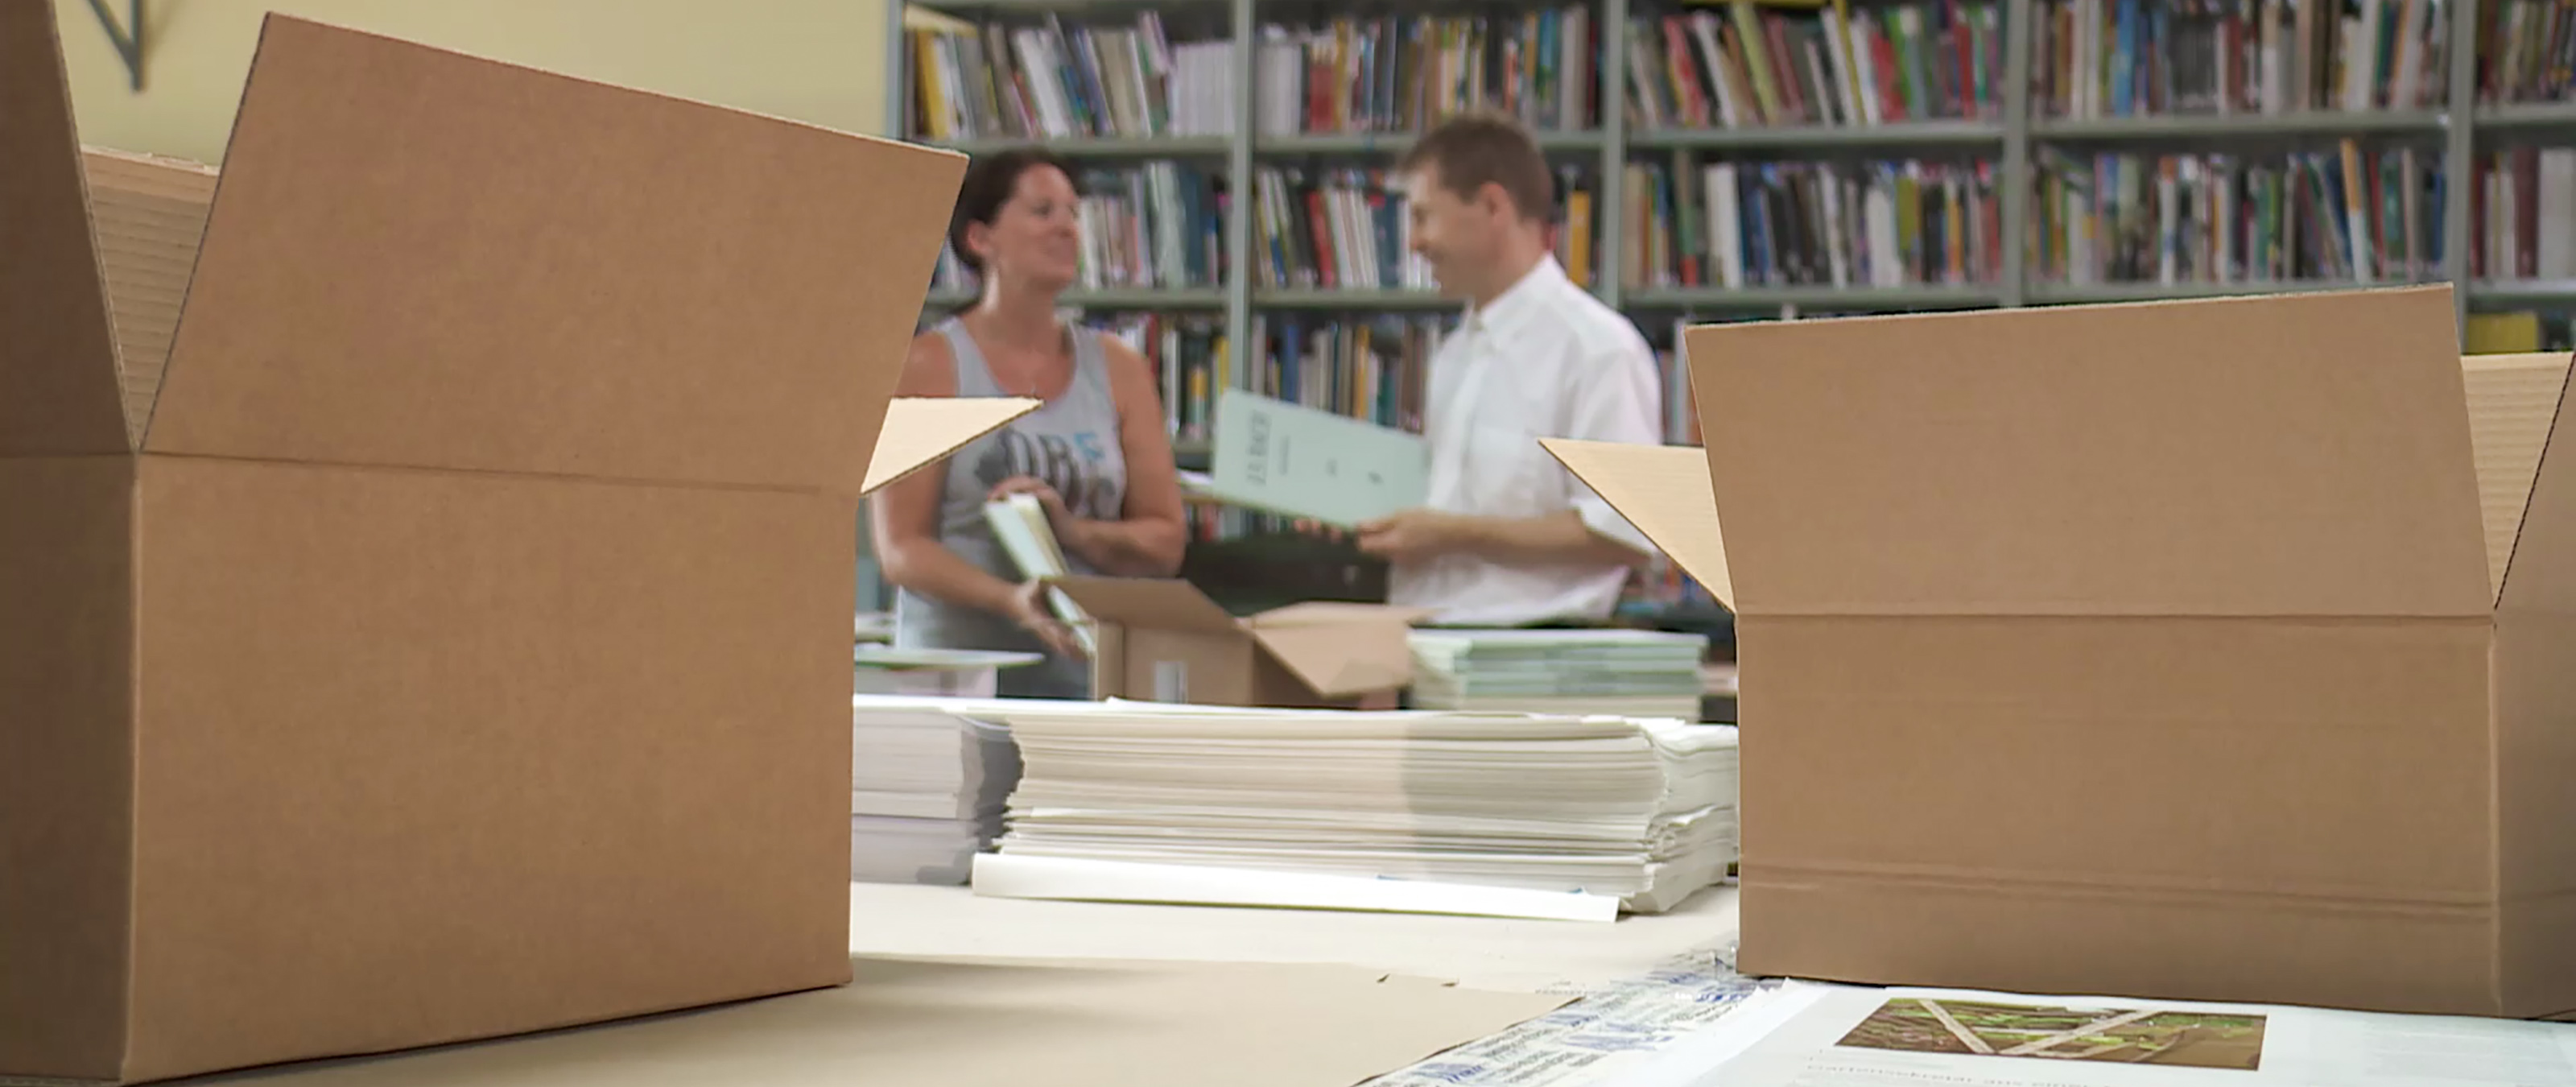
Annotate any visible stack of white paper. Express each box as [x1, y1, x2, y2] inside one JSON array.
[[848, 694, 1028, 884], [973, 701, 1740, 920], [1409, 629, 1711, 721]]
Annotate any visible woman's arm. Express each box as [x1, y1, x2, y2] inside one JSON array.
[[869, 333, 1024, 616], [1055, 337, 1189, 577]]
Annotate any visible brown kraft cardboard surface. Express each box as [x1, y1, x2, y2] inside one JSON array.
[[1546, 290, 2576, 1018], [1050, 577, 1424, 708], [0, 6, 1034, 1082]]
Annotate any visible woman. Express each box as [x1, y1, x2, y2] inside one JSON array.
[[873, 148, 1189, 698]]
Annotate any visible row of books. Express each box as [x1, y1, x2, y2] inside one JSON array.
[[1107, 299, 2576, 450], [1257, 10, 1600, 135], [924, 156, 2575, 299], [1621, 155, 2005, 290], [1624, 2, 2004, 130], [2469, 147, 2576, 282], [907, 12, 1235, 141], [1100, 312, 1230, 444], [1249, 165, 1606, 292], [910, 0, 2576, 144], [1101, 312, 1444, 444], [1244, 313, 1442, 432], [2033, 0, 2453, 118], [2029, 144, 2448, 286], [2475, 0, 2576, 104], [930, 164, 1228, 294], [1249, 167, 1439, 293]]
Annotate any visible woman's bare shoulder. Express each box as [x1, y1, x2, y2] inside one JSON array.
[[898, 324, 960, 396]]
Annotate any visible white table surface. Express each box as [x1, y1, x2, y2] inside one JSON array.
[[847, 882, 1742, 992]]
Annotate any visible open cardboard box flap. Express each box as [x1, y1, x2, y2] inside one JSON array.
[[1, 6, 1027, 1083], [1540, 440, 1733, 610], [5, 8, 1001, 495], [1051, 577, 1423, 697], [1680, 287, 2502, 618], [1550, 284, 2576, 1018], [1051, 577, 1244, 634], [868, 398, 1042, 493]]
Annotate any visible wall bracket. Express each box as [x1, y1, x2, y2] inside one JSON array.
[[86, 0, 147, 93]]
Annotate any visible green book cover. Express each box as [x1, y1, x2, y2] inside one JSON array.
[[1206, 388, 1429, 528]]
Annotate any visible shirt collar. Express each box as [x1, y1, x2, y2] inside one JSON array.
[[1464, 255, 1567, 339]]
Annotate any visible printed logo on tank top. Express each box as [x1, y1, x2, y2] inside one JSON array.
[[972, 428, 1117, 519]]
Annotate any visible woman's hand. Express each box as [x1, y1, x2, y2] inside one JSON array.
[[1000, 579, 1087, 659], [989, 476, 1075, 532]]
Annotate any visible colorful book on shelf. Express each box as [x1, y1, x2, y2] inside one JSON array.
[[1202, 388, 1430, 528], [981, 493, 1099, 657]]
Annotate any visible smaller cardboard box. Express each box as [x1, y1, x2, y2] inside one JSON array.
[[1549, 287, 2576, 1019], [1051, 577, 1421, 708]]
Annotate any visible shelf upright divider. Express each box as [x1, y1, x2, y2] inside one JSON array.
[[1598, 0, 1631, 310], [2442, 0, 2479, 344], [1229, 0, 1259, 382], [2000, 0, 2035, 308]]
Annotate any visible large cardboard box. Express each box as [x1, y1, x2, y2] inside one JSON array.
[[0, 8, 1032, 1083], [1054, 577, 1422, 707], [1548, 287, 2576, 1018]]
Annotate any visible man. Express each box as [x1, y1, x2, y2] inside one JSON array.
[[1350, 112, 1666, 627]]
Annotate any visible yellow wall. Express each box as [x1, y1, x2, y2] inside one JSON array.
[[55, 0, 893, 164]]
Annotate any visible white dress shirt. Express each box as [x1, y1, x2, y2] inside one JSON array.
[[1389, 255, 1664, 626]]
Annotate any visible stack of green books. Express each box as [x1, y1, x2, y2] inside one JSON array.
[[1408, 629, 1709, 721]]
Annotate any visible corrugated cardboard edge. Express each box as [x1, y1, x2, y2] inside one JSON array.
[[865, 398, 1039, 494], [81, 148, 218, 445], [1541, 440, 1732, 610], [2469, 353, 2575, 605], [0, 0, 130, 457], [2487, 351, 2576, 1018]]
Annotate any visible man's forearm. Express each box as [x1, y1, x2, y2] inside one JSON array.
[[1452, 510, 1648, 567]]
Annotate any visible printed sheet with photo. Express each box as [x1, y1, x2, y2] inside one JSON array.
[[1629, 981, 2576, 1087]]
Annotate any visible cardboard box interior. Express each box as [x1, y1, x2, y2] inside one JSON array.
[[1550, 287, 2576, 1018], [1, 6, 1031, 1082], [1051, 577, 1422, 707]]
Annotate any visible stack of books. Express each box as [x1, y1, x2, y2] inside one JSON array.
[[849, 695, 1026, 885], [972, 702, 1740, 921], [1407, 629, 1711, 721]]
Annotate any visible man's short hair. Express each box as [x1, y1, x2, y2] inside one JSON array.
[[1397, 112, 1554, 224]]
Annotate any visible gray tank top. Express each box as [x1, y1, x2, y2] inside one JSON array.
[[892, 316, 1129, 698]]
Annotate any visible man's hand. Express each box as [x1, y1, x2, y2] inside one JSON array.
[[1291, 519, 1348, 543], [1354, 509, 1468, 562]]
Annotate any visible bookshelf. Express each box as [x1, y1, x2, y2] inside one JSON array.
[[894, 0, 2576, 348], [896, 0, 2566, 324]]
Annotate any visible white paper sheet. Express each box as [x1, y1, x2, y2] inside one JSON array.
[[971, 852, 1624, 923]]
